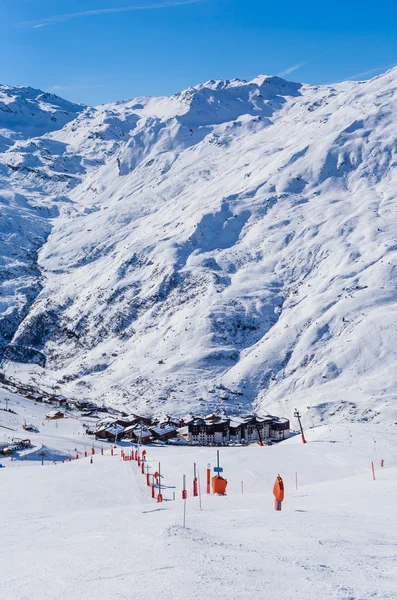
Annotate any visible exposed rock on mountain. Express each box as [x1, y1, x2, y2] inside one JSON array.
[[1, 71, 397, 423]]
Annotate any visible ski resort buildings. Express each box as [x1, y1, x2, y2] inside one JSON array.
[[186, 414, 290, 445], [90, 412, 290, 446]]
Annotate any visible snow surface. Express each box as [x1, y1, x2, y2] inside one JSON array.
[[1, 389, 397, 599], [1, 71, 397, 422]]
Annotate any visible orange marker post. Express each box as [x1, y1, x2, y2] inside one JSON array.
[[273, 474, 284, 511], [193, 463, 198, 497], [206, 463, 211, 494], [212, 451, 227, 495]]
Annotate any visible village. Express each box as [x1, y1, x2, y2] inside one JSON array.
[[21, 390, 291, 447]]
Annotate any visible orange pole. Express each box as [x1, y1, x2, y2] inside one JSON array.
[[206, 464, 211, 494]]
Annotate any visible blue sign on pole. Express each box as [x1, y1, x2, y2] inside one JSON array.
[[213, 466, 223, 473]]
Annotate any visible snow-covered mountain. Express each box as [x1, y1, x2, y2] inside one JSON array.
[[1, 70, 397, 423]]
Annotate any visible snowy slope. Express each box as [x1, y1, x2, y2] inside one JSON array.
[[1, 71, 397, 422], [0, 86, 84, 361], [1, 388, 397, 600], [0, 388, 113, 464]]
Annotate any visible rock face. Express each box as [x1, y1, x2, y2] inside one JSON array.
[[1, 71, 397, 423]]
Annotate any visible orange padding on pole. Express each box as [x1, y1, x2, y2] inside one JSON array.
[[212, 476, 227, 495]]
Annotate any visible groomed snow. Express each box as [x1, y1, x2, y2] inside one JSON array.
[[1, 391, 397, 599]]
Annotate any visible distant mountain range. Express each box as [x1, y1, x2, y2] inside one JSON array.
[[1, 70, 397, 425]]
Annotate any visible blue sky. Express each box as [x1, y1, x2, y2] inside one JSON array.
[[2, 0, 397, 105]]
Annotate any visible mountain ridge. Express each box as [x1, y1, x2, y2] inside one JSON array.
[[1, 69, 397, 425]]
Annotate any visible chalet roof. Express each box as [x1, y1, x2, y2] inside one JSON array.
[[97, 417, 117, 427], [46, 410, 63, 418], [205, 416, 229, 425], [255, 416, 274, 423], [149, 425, 178, 436], [105, 424, 125, 436], [124, 424, 152, 437], [124, 424, 137, 433], [133, 425, 152, 436], [270, 417, 290, 424], [95, 425, 108, 434], [229, 418, 245, 428], [186, 417, 206, 426]]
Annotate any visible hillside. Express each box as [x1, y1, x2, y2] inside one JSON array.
[[1, 70, 397, 423]]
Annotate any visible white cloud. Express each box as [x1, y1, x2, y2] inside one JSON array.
[[49, 84, 105, 92], [345, 65, 396, 80], [23, 0, 203, 28], [278, 62, 306, 77]]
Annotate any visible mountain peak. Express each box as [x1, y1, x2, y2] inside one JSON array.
[[0, 84, 85, 148]]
